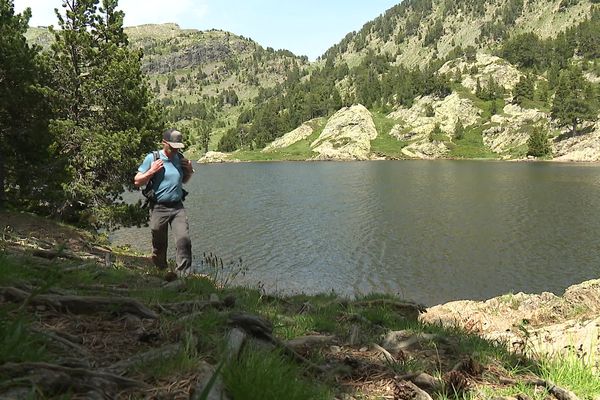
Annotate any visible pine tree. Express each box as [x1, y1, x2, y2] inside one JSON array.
[[526, 127, 551, 157], [0, 0, 53, 210], [453, 118, 465, 140], [513, 74, 535, 106], [47, 0, 162, 228], [551, 67, 597, 135]]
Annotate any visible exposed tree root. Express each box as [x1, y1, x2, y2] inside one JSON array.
[[0, 362, 148, 396], [0, 286, 158, 319]]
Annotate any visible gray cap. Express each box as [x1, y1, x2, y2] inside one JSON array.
[[163, 129, 185, 149]]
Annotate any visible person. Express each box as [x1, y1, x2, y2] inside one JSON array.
[[134, 128, 194, 272]]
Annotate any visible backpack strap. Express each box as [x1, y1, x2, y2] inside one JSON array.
[[147, 151, 160, 187], [142, 151, 161, 208]]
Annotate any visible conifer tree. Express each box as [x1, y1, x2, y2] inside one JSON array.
[[0, 0, 53, 210], [513, 74, 535, 106], [453, 118, 465, 140], [551, 67, 597, 135], [526, 127, 551, 157], [47, 0, 161, 228]]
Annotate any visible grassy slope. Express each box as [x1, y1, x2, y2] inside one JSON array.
[[0, 211, 598, 399]]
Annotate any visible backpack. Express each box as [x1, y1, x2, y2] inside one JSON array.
[[141, 151, 160, 208]]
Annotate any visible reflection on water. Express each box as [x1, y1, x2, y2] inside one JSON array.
[[112, 160, 600, 305]]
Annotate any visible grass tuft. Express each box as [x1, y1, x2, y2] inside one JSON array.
[[222, 347, 330, 400]]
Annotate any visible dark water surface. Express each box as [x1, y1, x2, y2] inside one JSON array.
[[112, 160, 600, 305]]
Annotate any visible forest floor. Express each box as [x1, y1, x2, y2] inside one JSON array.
[[0, 210, 599, 400]]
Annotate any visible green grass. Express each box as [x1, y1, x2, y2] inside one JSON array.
[[0, 309, 49, 364], [222, 347, 331, 400], [539, 351, 600, 399], [370, 111, 410, 158], [448, 126, 498, 159]]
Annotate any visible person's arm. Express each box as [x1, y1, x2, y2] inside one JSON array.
[[134, 158, 164, 187]]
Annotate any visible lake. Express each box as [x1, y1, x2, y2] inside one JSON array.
[[112, 160, 600, 306]]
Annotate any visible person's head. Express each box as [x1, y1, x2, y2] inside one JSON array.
[[162, 128, 185, 156]]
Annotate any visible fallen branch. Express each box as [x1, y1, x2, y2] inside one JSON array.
[[0, 287, 158, 319]]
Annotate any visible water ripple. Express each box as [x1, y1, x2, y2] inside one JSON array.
[[112, 161, 600, 305]]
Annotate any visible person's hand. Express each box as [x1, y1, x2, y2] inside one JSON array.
[[182, 159, 193, 173], [149, 159, 164, 175]]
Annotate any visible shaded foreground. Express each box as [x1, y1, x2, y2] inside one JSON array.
[[1, 211, 599, 399]]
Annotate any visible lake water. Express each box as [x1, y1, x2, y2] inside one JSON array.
[[112, 160, 600, 306]]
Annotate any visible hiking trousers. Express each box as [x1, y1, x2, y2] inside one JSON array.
[[149, 202, 192, 271]]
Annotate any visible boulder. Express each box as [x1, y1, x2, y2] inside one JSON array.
[[198, 151, 239, 163], [420, 279, 600, 370], [482, 104, 548, 154], [310, 104, 377, 160], [263, 121, 314, 152], [553, 118, 600, 162], [388, 93, 480, 158], [403, 141, 449, 159]]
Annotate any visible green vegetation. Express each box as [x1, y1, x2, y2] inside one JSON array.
[[448, 126, 498, 159], [527, 127, 552, 158], [222, 348, 331, 400], [370, 112, 409, 158]]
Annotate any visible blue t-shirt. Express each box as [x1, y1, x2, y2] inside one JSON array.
[[138, 150, 184, 203]]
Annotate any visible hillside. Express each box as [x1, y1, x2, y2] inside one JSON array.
[[214, 0, 600, 161], [25, 0, 600, 161], [323, 0, 597, 68], [25, 23, 311, 157]]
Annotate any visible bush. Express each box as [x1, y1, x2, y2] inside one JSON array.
[[526, 127, 551, 157]]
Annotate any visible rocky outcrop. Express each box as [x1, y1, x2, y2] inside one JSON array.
[[142, 40, 252, 74], [198, 151, 239, 163], [262, 121, 315, 152], [420, 279, 600, 370], [310, 104, 378, 160], [387, 93, 479, 159], [553, 119, 600, 161], [389, 93, 480, 140], [439, 53, 523, 93], [482, 104, 548, 154], [402, 141, 449, 159]]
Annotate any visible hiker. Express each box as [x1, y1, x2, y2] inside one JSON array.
[[134, 128, 194, 272]]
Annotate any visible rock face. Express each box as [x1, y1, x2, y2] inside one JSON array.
[[389, 93, 480, 139], [310, 104, 378, 160], [402, 141, 449, 160], [553, 119, 600, 161], [439, 53, 523, 93], [483, 104, 548, 154], [388, 93, 479, 159], [420, 279, 600, 370], [262, 121, 314, 152]]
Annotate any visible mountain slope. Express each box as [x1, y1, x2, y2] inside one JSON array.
[[323, 0, 596, 68]]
